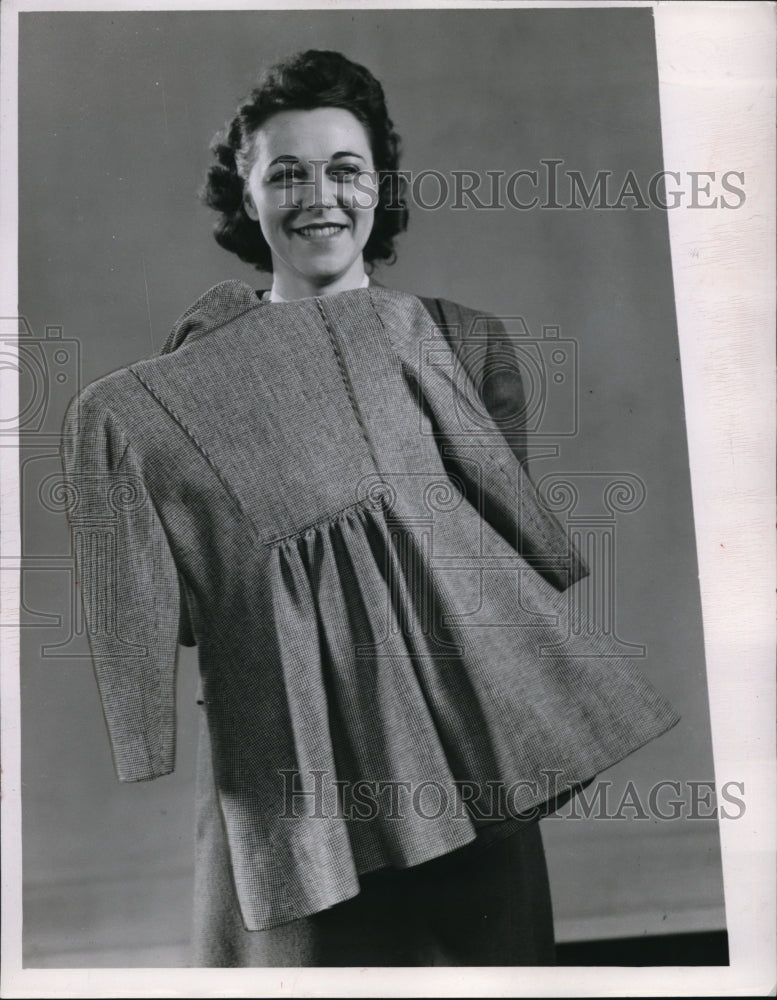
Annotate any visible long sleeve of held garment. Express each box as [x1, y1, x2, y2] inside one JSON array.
[[60, 387, 184, 782]]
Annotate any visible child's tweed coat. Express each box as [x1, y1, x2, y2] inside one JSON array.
[[61, 282, 680, 931]]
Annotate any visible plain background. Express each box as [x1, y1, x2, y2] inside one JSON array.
[[17, 7, 725, 966]]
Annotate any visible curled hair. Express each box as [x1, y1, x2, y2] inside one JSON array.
[[201, 50, 409, 272]]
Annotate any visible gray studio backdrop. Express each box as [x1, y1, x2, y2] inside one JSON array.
[[19, 8, 725, 966]]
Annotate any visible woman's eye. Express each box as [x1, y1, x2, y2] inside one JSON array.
[[266, 163, 363, 185], [269, 167, 305, 184], [330, 164, 360, 180]]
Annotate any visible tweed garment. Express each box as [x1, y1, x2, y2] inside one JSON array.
[[61, 282, 680, 931], [192, 788, 556, 967]]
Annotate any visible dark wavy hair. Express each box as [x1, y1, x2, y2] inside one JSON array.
[[201, 50, 409, 273]]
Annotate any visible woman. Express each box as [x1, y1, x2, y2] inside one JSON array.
[[61, 50, 680, 967]]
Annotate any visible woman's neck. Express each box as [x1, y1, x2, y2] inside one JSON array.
[[269, 259, 369, 302], [269, 272, 369, 303]]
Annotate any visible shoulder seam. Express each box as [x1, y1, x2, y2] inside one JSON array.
[[126, 367, 260, 538]]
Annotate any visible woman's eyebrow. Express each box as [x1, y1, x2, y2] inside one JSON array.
[[266, 151, 366, 168], [267, 155, 300, 168]]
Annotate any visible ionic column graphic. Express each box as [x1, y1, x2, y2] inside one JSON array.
[[535, 472, 647, 657], [45, 472, 149, 657], [354, 477, 464, 659]]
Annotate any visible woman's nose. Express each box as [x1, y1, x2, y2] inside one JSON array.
[[297, 163, 337, 209]]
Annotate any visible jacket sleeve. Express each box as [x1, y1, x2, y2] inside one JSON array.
[[412, 301, 588, 592], [60, 387, 181, 781]]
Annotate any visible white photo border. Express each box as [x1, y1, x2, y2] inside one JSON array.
[[1, 1, 774, 996]]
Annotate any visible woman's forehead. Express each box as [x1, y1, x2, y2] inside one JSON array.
[[251, 108, 373, 167]]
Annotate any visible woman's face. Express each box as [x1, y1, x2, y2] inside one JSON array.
[[243, 107, 378, 298]]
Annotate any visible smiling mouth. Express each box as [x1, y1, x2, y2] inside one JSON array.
[[293, 223, 348, 238]]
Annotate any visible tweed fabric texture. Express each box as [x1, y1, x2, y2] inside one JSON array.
[[61, 282, 680, 931], [192, 752, 556, 968]]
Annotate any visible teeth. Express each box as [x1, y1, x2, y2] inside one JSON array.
[[296, 225, 345, 237]]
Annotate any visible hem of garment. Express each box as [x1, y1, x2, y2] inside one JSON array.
[[230, 705, 680, 932]]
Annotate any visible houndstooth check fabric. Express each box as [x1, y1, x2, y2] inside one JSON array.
[[60, 283, 680, 930]]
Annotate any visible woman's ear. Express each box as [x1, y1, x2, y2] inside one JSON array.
[[243, 191, 259, 221]]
